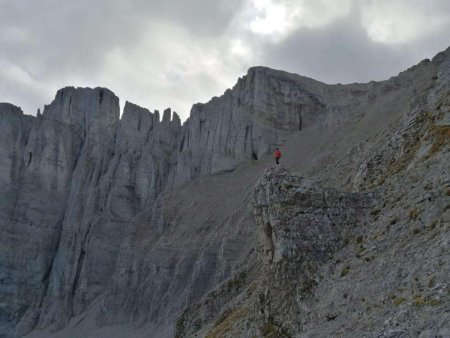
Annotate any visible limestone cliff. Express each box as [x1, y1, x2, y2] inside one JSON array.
[[0, 47, 449, 338], [0, 89, 181, 336]]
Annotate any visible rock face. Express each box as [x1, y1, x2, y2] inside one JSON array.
[[253, 168, 374, 335], [175, 168, 375, 337], [0, 97, 87, 336], [0, 47, 449, 338], [0, 89, 182, 337], [170, 67, 328, 183], [174, 49, 450, 338], [253, 167, 374, 269]]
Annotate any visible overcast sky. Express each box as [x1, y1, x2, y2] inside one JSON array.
[[1, 0, 449, 120]]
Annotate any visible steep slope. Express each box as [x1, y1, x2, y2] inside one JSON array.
[[0, 47, 448, 338], [95, 58, 442, 336], [175, 167, 376, 337], [174, 50, 450, 337]]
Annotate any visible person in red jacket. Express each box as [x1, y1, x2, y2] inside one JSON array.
[[274, 147, 281, 165]]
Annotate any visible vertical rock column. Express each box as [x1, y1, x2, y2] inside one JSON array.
[[36, 87, 122, 330]]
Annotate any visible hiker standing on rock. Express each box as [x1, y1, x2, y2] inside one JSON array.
[[274, 147, 281, 165]]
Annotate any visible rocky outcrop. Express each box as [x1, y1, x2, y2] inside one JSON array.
[[252, 167, 374, 335], [253, 167, 374, 272], [175, 168, 375, 337]]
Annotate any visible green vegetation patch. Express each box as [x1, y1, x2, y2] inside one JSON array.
[[428, 125, 450, 156], [261, 321, 292, 338], [409, 208, 419, 220], [340, 265, 351, 277], [392, 296, 407, 306], [412, 294, 441, 307], [206, 307, 248, 338], [426, 220, 439, 230]]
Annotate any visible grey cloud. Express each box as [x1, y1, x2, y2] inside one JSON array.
[[135, 0, 245, 36], [256, 15, 406, 83], [0, 0, 244, 74], [0, 0, 449, 119], [253, 4, 450, 84], [0, 0, 244, 115], [1, 1, 146, 77]]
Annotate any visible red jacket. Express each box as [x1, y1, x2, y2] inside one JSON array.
[[274, 149, 281, 159]]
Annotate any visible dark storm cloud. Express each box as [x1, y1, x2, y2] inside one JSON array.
[[0, 0, 449, 119]]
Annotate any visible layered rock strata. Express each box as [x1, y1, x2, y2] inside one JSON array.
[[252, 167, 374, 335]]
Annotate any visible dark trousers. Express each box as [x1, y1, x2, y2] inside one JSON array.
[[275, 157, 280, 165]]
